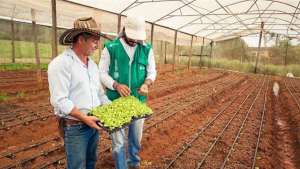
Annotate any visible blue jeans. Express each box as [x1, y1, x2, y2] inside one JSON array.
[[64, 124, 99, 169], [111, 118, 144, 169]]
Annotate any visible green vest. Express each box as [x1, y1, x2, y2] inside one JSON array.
[[105, 38, 151, 103]]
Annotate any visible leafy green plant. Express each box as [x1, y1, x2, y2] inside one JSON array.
[[0, 92, 9, 102], [91, 96, 152, 132], [16, 91, 26, 98]]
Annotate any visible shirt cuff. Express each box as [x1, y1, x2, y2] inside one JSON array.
[[99, 74, 115, 90], [108, 79, 115, 90], [146, 74, 156, 82], [57, 100, 74, 116]]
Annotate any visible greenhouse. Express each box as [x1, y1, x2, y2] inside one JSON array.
[[0, 0, 300, 168]]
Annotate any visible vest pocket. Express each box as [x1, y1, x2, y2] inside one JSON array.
[[137, 60, 147, 83]]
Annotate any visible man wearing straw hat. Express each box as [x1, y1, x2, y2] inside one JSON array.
[[48, 17, 110, 169], [99, 15, 157, 169]]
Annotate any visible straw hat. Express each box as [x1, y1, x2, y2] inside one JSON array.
[[124, 15, 146, 41], [59, 17, 102, 45]]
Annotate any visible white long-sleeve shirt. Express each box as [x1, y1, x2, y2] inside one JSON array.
[[48, 48, 110, 120], [99, 38, 157, 90]]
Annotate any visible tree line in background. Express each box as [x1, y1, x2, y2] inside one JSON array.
[[0, 19, 65, 43], [268, 39, 300, 65], [208, 37, 300, 66], [1, 19, 300, 76]]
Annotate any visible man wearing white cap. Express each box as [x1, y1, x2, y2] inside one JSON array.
[[99, 15, 157, 169]]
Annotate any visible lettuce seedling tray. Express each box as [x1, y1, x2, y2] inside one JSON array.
[[96, 114, 151, 133], [91, 96, 153, 133]]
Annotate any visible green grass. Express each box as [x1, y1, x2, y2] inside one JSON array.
[[0, 92, 9, 102], [260, 64, 300, 77], [0, 39, 65, 60], [0, 63, 48, 71], [0, 39, 102, 64], [16, 91, 26, 99], [209, 57, 255, 73], [189, 56, 300, 77]]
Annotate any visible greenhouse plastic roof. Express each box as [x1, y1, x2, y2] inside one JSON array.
[[1, 0, 300, 41]]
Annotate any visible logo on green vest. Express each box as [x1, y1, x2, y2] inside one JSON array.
[[139, 65, 145, 70], [114, 72, 119, 79]]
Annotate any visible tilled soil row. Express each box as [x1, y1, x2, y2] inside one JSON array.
[[40, 72, 247, 169], [146, 74, 246, 130], [149, 71, 227, 100], [38, 72, 245, 168], [257, 78, 300, 169], [220, 78, 268, 169], [0, 69, 231, 166], [96, 73, 250, 169], [0, 69, 227, 132], [0, 71, 47, 80], [156, 77, 266, 169], [3, 69, 298, 169]]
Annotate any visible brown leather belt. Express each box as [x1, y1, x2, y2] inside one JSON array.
[[56, 117, 85, 138], [63, 118, 84, 127]]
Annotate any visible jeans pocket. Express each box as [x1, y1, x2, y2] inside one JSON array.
[[64, 124, 83, 137]]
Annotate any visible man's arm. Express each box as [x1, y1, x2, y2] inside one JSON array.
[[138, 48, 157, 96], [146, 48, 157, 83], [98, 82, 112, 105], [69, 107, 101, 130], [48, 59, 74, 116], [99, 47, 115, 90]]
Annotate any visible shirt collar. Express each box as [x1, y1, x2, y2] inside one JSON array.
[[118, 35, 147, 47], [65, 47, 91, 67]]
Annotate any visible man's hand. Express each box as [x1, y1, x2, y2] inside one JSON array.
[[114, 82, 131, 97], [82, 116, 102, 130], [138, 83, 149, 96], [138, 79, 153, 96], [69, 107, 101, 130]]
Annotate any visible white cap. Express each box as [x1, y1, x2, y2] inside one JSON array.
[[124, 15, 146, 41]]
